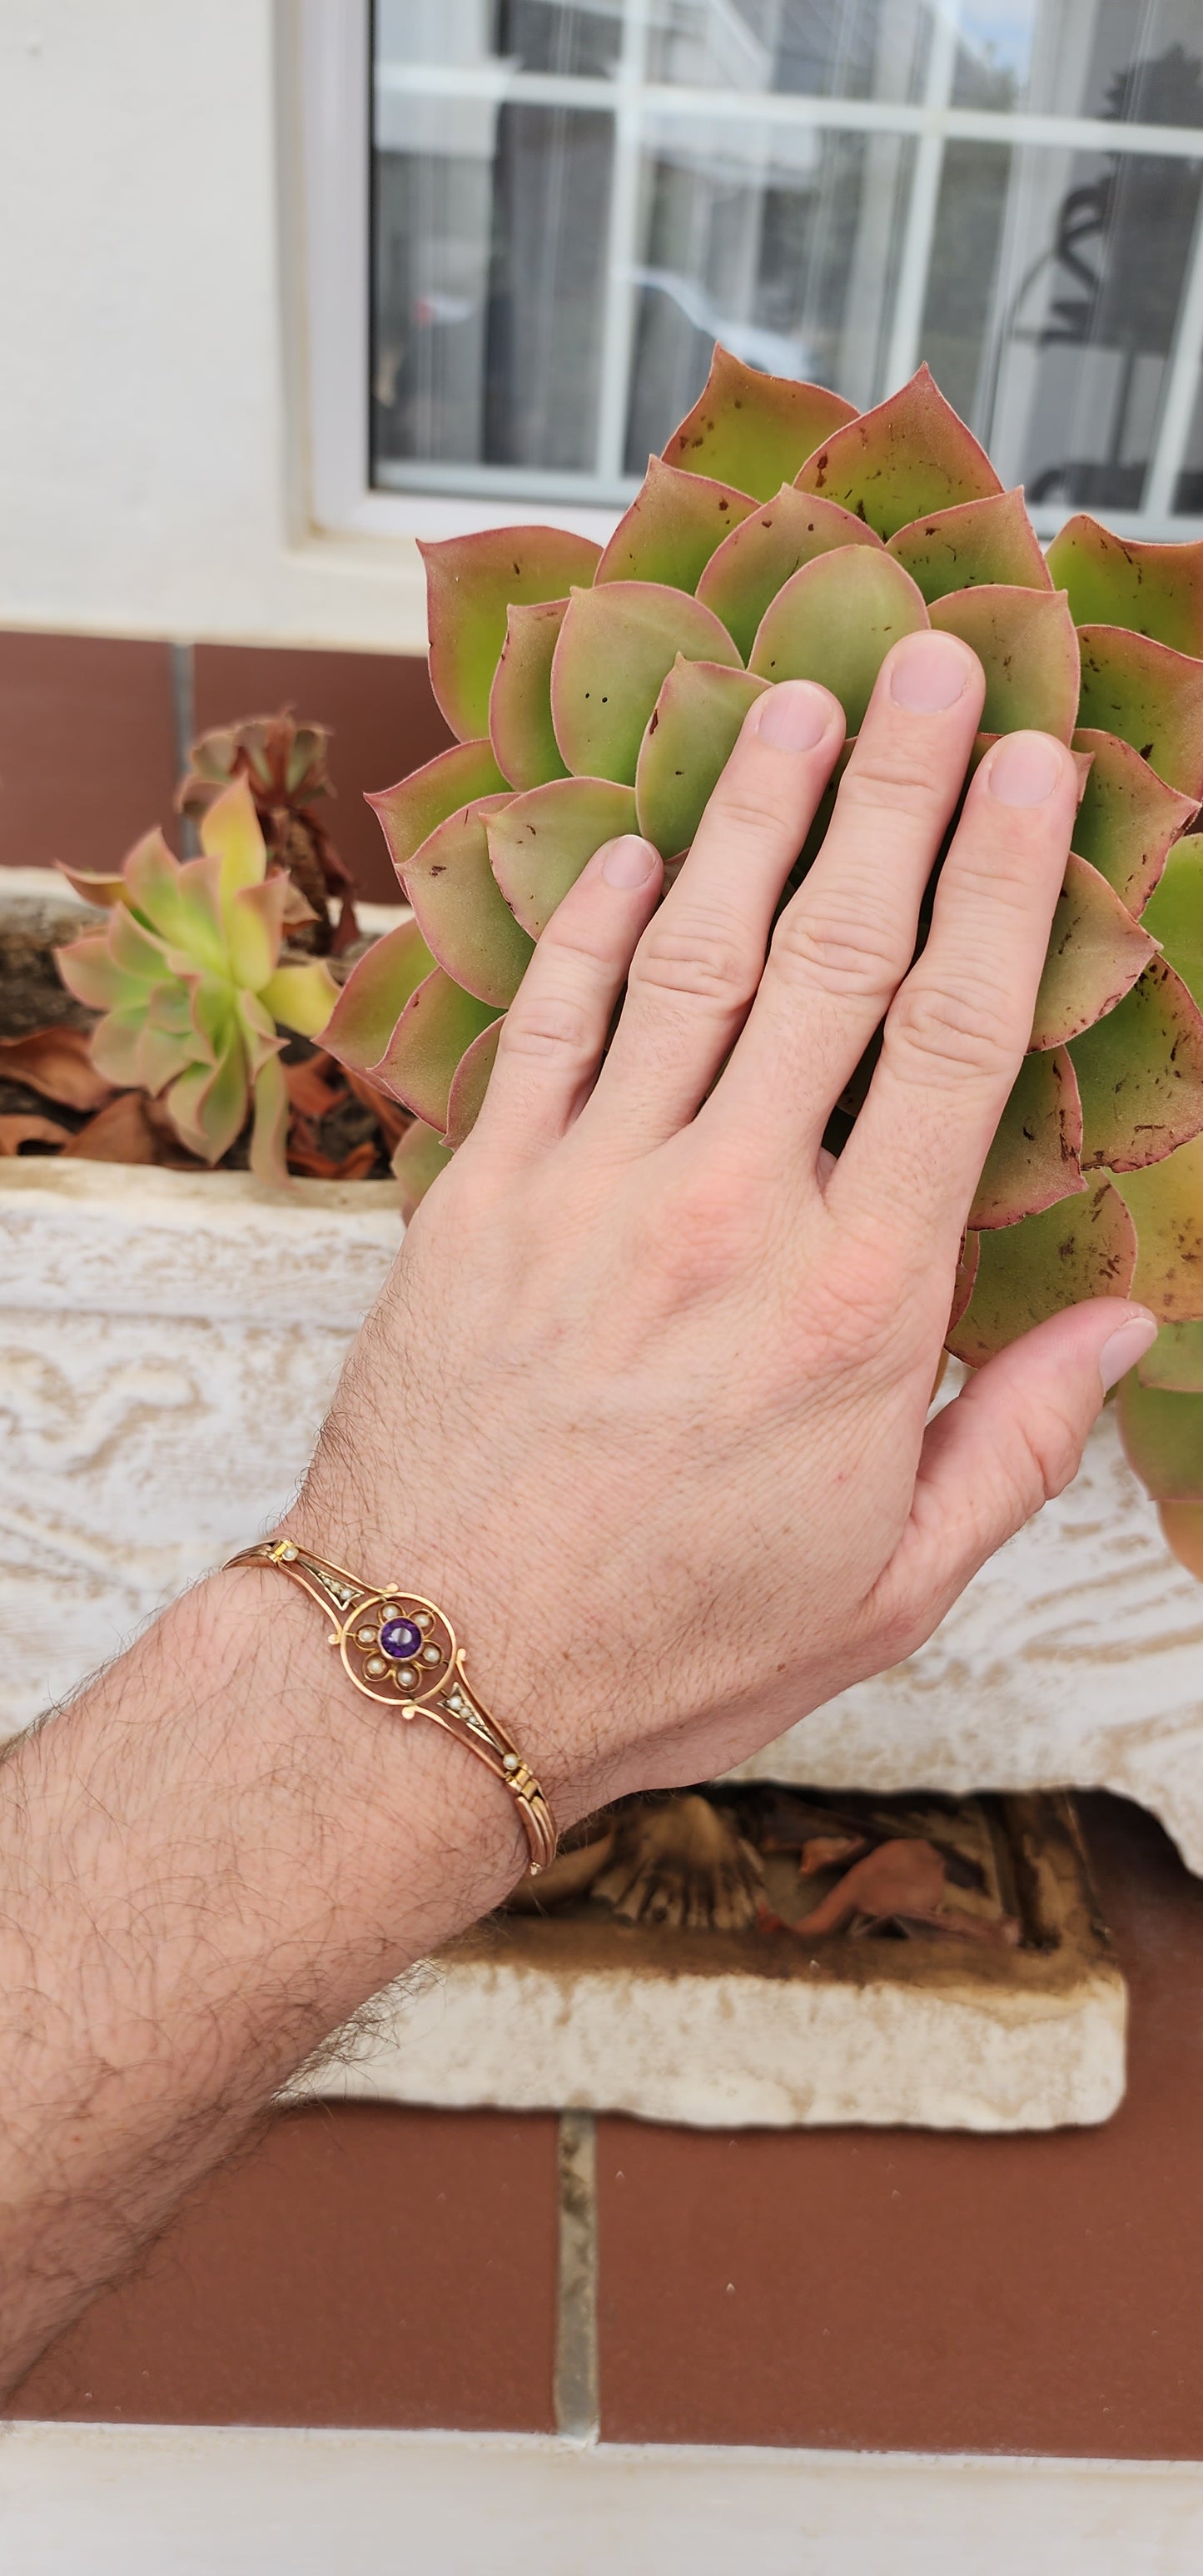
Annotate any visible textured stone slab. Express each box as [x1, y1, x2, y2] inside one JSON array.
[[295, 1796, 1125, 2132]]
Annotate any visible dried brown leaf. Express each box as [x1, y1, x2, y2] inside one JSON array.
[[793, 1838, 947, 1937], [0, 1113, 71, 1156], [0, 1025, 116, 1111], [62, 1093, 199, 1166]]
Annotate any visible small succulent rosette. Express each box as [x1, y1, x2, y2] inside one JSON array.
[[57, 775, 338, 1183], [323, 350, 1203, 1557]]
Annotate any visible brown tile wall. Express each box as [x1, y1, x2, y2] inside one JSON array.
[[191, 645, 452, 903], [0, 633, 180, 877], [7, 1796, 1203, 2452], [7, 2108, 559, 2433], [0, 632, 451, 903]]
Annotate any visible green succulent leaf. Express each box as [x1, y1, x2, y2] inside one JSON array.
[[107, 903, 174, 985], [323, 919, 437, 1076], [367, 739, 510, 888], [392, 1117, 453, 1222], [248, 1051, 291, 1191], [1139, 833, 1203, 1007], [696, 486, 884, 661], [372, 968, 501, 1131], [1076, 625, 1203, 799], [794, 364, 1002, 540], [1069, 958, 1203, 1171], [1112, 1131, 1203, 1320], [166, 856, 231, 979], [661, 346, 855, 502], [420, 527, 602, 741], [405, 800, 534, 1007], [596, 455, 758, 591], [635, 659, 768, 858], [928, 585, 1081, 738], [550, 581, 740, 783], [1116, 1370, 1203, 1503], [968, 1047, 1083, 1230], [258, 957, 339, 1039], [88, 1007, 150, 1088], [122, 830, 194, 944], [1070, 728, 1196, 913], [1136, 1320, 1203, 1391], [226, 877, 288, 993], [445, 1018, 504, 1146], [947, 1178, 1137, 1366], [55, 933, 127, 1012], [486, 778, 638, 937], [749, 546, 928, 731], [167, 1039, 248, 1168], [1046, 516, 1203, 658], [885, 488, 1050, 604], [488, 600, 571, 790], [1029, 854, 1155, 1048]]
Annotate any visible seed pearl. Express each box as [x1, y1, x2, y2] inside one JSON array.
[[397, 1668, 417, 1688], [356, 1627, 375, 1646], [421, 1645, 440, 1664], [279, 1543, 298, 1561], [365, 1656, 386, 1677], [503, 1753, 519, 1773], [415, 1613, 433, 1630]]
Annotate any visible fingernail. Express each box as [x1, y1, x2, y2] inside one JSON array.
[[888, 629, 973, 712], [756, 681, 832, 752], [600, 833, 658, 888], [1099, 1310, 1159, 1392], [987, 732, 1066, 807]]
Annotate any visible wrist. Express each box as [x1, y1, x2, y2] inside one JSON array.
[[186, 1560, 532, 1941]]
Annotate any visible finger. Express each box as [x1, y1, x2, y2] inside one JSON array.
[[581, 679, 844, 1153], [471, 834, 661, 1158], [868, 1301, 1158, 1646], [829, 729, 1081, 1251], [703, 628, 985, 1163]]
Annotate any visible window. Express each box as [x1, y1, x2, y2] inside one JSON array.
[[301, 1, 1203, 540]]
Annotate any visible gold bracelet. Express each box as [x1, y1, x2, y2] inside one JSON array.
[[223, 1539, 557, 1875]]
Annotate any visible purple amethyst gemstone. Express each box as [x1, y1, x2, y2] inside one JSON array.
[[380, 1616, 423, 1662]]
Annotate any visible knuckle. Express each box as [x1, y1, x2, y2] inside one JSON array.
[[633, 907, 758, 1014], [837, 753, 947, 823], [771, 896, 904, 1007], [705, 781, 799, 846], [1012, 1399, 1086, 1509], [885, 976, 1020, 1084], [499, 987, 594, 1062]]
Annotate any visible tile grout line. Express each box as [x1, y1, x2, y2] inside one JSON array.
[[168, 639, 199, 853], [554, 2110, 599, 2442]]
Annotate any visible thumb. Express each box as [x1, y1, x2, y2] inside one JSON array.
[[884, 1298, 1159, 1636]]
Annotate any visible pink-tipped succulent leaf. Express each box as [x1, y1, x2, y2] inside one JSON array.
[[341, 341, 1203, 1543], [56, 778, 338, 1184]]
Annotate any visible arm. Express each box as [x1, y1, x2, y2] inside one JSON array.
[[0, 633, 1156, 2391]]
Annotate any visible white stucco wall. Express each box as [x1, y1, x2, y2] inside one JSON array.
[[0, 0, 427, 651]]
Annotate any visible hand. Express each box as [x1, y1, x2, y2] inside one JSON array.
[[289, 627, 1156, 1827]]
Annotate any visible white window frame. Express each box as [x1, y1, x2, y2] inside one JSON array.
[[298, 0, 1203, 545]]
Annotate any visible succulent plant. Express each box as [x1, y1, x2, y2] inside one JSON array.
[[56, 776, 339, 1183], [326, 347, 1203, 1557], [178, 710, 360, 954]]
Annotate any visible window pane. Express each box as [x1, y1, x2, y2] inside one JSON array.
[[922, 136, 1203, 513], [373, 93, 613, 480], [953, 0, 1203, 123], [624, 121, 914, 469], [647, 0, 932, 104]]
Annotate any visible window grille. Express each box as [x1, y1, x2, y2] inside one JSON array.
[[305, 2, 1203, 540]]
